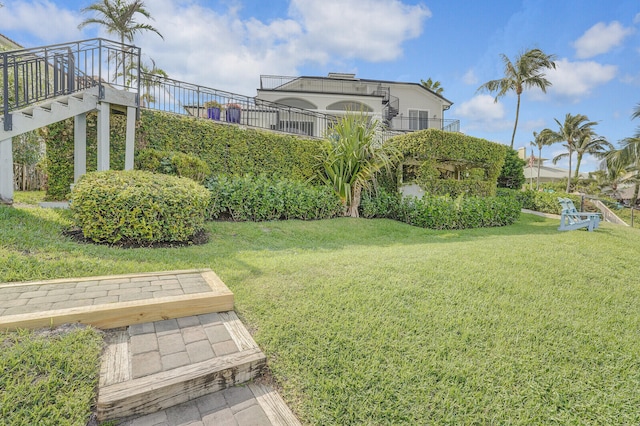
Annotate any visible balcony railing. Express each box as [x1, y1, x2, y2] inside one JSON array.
[[1, 38, 141, 131], [260, 75, 391, 99], [141, 73, 341, 138]]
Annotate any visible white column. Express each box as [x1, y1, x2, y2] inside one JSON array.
[[0, 137, 14, 204], [125, 106, 136, 170], [97, 102, 110, 171], [74, 113, 87, 182]]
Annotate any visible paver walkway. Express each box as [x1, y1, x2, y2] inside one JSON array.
[[0, 271, 211, 316], [0, 271, 300, 426]]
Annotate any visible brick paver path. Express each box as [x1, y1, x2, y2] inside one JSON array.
[[0, 272, 210, 316], [129, 313, 239, 378]]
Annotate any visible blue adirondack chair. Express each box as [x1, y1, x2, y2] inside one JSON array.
[[557, 197, 601, 231]]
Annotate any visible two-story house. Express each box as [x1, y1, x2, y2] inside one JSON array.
[[256, 73, 458, 136]]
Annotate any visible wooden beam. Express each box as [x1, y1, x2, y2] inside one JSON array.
[[97, 347, 266, 421], [0, 291, 233, 331]]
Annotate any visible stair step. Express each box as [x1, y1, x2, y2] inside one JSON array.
[[96, 312, 267, 422]]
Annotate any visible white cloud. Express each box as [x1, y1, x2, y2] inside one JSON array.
[[573, 21, 634, 59], [634, 13, 640, 25], [130, 0, 430, 95], [0, 0, 82, 43], [546, 58, 617, 100], [454, 94, 511, 132], [288, 0, 431, 62], [462, 69, 478, 85]]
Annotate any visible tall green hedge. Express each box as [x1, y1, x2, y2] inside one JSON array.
[[137, 111, 322, 181], [390, 129, 507, 197], [43, 110, 324, 200]]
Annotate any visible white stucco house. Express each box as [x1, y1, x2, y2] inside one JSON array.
[[256, 73, 459, 137]]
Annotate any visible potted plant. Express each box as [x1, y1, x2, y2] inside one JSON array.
[[204, 100, 222, 120], [225, 103, 242, 123]]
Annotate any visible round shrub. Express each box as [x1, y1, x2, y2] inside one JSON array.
[[71, 170, 210, 244], [135, 148, 211, 183]]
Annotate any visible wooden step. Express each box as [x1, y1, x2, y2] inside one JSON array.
[[96, 311, 267, 421]]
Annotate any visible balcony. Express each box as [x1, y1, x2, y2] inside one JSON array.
[[260, 75, 390, 98]]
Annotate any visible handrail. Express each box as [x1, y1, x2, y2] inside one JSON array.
[[1, 38, 141, 130], [140, 72, 343, 138]]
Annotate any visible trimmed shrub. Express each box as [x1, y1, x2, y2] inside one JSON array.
[[497, 188, 581, 214], [135, 148, 211, 183], [71, 170, 210, 244], [361, 188, 520, 229], [205, 174, 343, 221]]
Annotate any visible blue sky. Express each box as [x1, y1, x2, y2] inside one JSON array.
[[2, 0, 640, 172]]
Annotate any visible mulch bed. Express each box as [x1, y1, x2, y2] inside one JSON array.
[[62, 228, 210, 249]]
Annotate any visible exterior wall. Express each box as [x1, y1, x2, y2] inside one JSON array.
[[256, 90, 384, 117], [256, 76, 454, 133]]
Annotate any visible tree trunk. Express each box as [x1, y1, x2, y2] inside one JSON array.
[[536, 147, 542, 190], [510, 94, 521, 149], [574, 153, 583, 180], [632, 181, 640, 206], [566, 147, 572, 193], [347, 184, 362, 218]]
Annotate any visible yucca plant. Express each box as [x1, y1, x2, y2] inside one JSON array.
[[319, 112, 400, 217]]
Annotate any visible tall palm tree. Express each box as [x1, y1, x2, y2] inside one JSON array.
[[320, 112, 400, 217], [420, 78, 444, 95], [78, 0, 163, 45], [478, 48, 556, 148], [78, 0, 163, 81], [530, 129, 554, 190], [572, 131, 611, 181], [548, 113, 599, 193]]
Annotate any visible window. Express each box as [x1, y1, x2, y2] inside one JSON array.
[[408, 109, 429, 130]]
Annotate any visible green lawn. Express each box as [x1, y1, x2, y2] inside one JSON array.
[[1, 199, 640, 424]]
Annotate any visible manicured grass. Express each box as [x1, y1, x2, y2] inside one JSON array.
[[2, 201, 640, 424], [0, 326, 103, 425]]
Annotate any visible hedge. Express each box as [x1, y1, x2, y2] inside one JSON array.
[[135, 148, 211, 183], [42, 110, 324, 200], [497, 188, 581, 214], [205, 174, 343, 221], [361, 188, 520, 229], [390, 128, 507, 197]]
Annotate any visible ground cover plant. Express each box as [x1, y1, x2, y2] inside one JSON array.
[[2, 194, 640, 424]]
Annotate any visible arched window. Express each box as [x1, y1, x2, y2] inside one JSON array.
[[326, 101, 373, 112], [273, 97, 317, 109]]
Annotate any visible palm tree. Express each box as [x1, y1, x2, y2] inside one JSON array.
[[78, 0, 163, 81], [320, 113, 400, 217], [600, 147, 632, 200], [478, 48, 556, 148], [530, 129, 554, 190], [548, 113, 599, 193], [79, 0, 163, 45], [606, 138, 640, 204], [420, 78, 444, 95], [572, 131, 611, 181], [139, 58, 168, 107]]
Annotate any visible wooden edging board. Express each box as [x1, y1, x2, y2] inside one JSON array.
[[0, 269, 234, 331]]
